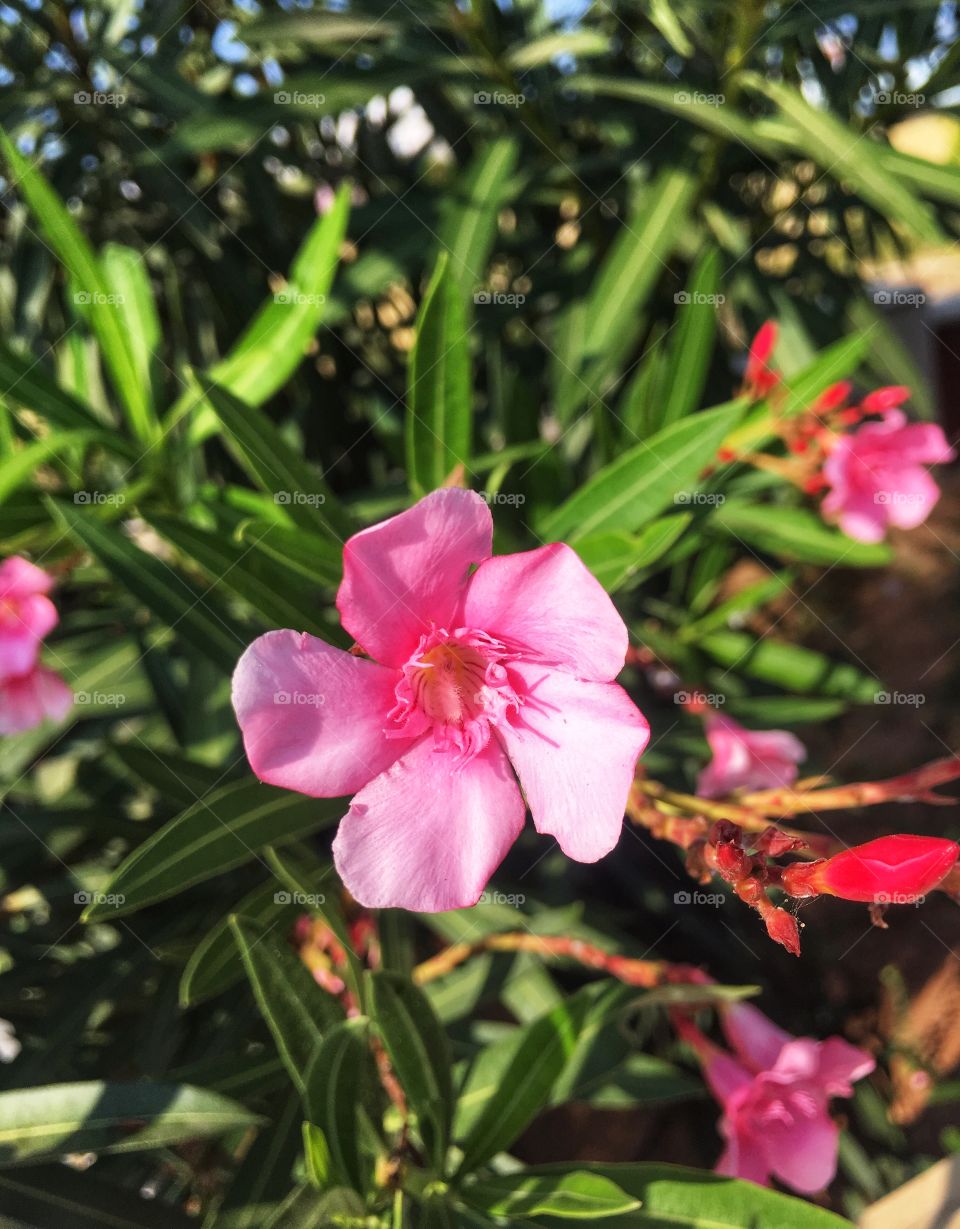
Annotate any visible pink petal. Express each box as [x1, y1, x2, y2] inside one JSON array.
[[816, 1037, 875, 1096], [496, 662, 649, 862], [232, 629, 405, 797], [337, 489, 492, 667], [0, 593, 59, 682], [697, 716, 804, 798], [332, 736, 525, 911], [463, 542, 629, 682], [703, 1051, 755, 1106], [0, 667, 72, 734], [0, 557, 53, 602], [883, 466, 941, 530], [716, 1119, 772, 1186], [894, 422, 955, 465], [721, 1002, 793, 1073], [765, 1110, 839, 1194]]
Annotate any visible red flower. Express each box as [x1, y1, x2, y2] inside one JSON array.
[[782, 835, 958, 903]]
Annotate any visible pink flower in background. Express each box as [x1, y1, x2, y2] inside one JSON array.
[[233, 489, 649, 911], [677, 1001, 874, 1192], [696, 714, 805, 798], [0, 557, 59, 681], [821, 409, 955, 543], [0, 556, 71, 734]]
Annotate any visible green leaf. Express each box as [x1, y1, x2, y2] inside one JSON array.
[[455, 984, 625, 1174], [82, 778, 344, 919], [710, 502, 893, 567], [50, 499, 246, 674], [100, 242, 161, 410], [525, 1162, 853, 1228], [541, 401, 744, 542], [0, 431, 101, 503], [0, 132, 158, 445], [180, 880, 298, 1007], [575, 514, 692, 591], [582, 166, 697, 362], [202, 381, 350, 537], [741, 74, 943, 245], [235, 519, 343, 588], [148, 514, 331, 637], [231, 913, 343, 1095], [302, 1121, 332, 1189], [183, 185, 351, 443], [0, 1166, 196, 1229], [0, 1081, 260, 1166], [370, 970, 453, 1172], [213, 1092, 304, 1229], [461, 1170, 640, 1220], [660, 247, 721, 427], [699, 629, 881, 702], [438, 138, 519, 296], [406, 254, 472, 495], [303, 1017, 375, 1191], [506, 30, 610, 69]]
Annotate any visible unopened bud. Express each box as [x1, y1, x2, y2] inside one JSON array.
[[782, 835, 958, 903], [763, 906, 801, 956], [861, 385, 910, 414]]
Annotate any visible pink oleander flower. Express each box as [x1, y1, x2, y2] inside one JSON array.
[[232, 489, 650, 911], [0, 557, 59, 682], [678, 1001, 874, 1192], [0, 666, 74, 735], [821, 408, 955, 543], [696, 714, 806, 799]]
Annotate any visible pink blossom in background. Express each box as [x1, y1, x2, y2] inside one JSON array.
[[232, 488, 649, 911], [677, 1001, 874, 1192], [0, 556, 59, 681], [0, 556, 71, 734], [821, 408, 955, 543], [696, 713, 805, 798]]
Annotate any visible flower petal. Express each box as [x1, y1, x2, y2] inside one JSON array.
[[463, 542, 628, 681], [0, 593, 59, 681], [0, 557, 53, 602], [720, 1002, 792, 1073], [765, 1111, 839, 1194], [497, 662, 649, 862], [816, 1037, 875, 1096], [0, 667, 72, 735], [232, 629, 405, 797], [332, 736, 525, 910], [337, 489, 492, 667]]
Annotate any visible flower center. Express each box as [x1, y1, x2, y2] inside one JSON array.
[[388, 627, 520, 756]]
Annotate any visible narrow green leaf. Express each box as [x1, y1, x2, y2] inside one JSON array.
[[235, 519, 343, 588], [406, 254, 472, 495], [699, 629, 881, 702], [0, 132, 157, 444], [231, 914, 343, 1094], [461, 1170, 640, 1220], [0, 431, 100, 503], [50, 499, 246, 674], [0, 1166, 196, 1229], [711, 502, 892, 567], [0, 1081, 260, 1166], [575, 514, 692, 591], [370, 970, 453, 1172], [542, 401, 744, 542], [303, 1017, 375, 1190], [660, 247, 721, 427], [83, 778, 344, 919], [100, 242, 161, 409], [506, 30, 610, 70], [438, 138, 519, 296]]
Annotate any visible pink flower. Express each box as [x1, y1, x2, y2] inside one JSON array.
[[232, 489, 649, 911], [821, 409, 955, 543], [0, 557, 59, 682], [0, 666, 74, 735], [696, 714, 805, 798], [679, 1002, 874, 1192]]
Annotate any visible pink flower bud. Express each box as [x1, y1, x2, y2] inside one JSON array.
[[782, 835, 958, 903]]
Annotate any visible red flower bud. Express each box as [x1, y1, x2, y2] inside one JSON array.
[[715, 842, 750, 880], [814, 380, 852, 413], [782, 836, 958, 904], [861, 385, 910, 414], [763, 906, 801, 956]]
